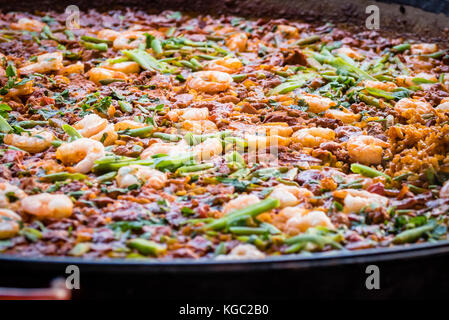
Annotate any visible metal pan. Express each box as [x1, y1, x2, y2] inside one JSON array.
[[0, 0, 449, 299]]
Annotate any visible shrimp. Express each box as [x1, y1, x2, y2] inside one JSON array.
[[363, 80, 397, 92], [114, 120, 145, 131], [206, 56, 242, 74], [19, 52, 63, 75], [5, 80, 33, 98], [103, 61, 140, 74], [410, 43, 438, 55], [193, 137, 223, 161], [112, 31, 145, 50], [269, 184, 313, 208], [226, 32, 248, 52], [246, 134, 291, 150], [186, 71, 233, 94], [116, 165, 167, 189], [59, 62, 85, 76], [55, 138, 105, 173], [336, 47, 364, 60], [97, 29, 121, 42], [396, 72, 437, 88], [346, 135, 389, 165], [297, 93, 337, 113], [21, 193, 73, 219], [292, 127, 335, 148], [436, 98, 449, 112], [325, 108, 360, 124], [73, 114, 118, 146], [283, 208, 334, 235], [181, 107, 209, 121], [216, 244, 265, 260], [257, 123, 293, 137], [222, 194, 260, 215], [73, 114, 108, 137], [10, 18, 45, 32], [394, 98, 433, 119], [141, 141, 188, 159], [4, 130, 54, 153], [277, 25, 299, 38], [0, 209, 21, 239], [333, 189, 388, 214], [88, 67, 127, 85], [440, 180, 449, 198], [0, 182, 26, 211], [182, 120, 218, 134]]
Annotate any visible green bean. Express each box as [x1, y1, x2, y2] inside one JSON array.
[[64, 30, 75, 41], [189, 57, 203, 70], [93, 158, 154, 173], [205, 198, 280, 230], [232, 73, 248, 82], [392, 43, 410, 53], [62, 124, 82, 141], [69, 243, 91, 256], [118, 100, 133, 113], [151, 38, 163, 56], [95, 171, 117, 183], [350, 163, 391, 181], [358, 92, 381, 107], [17, 120, 48, 128], [154, 153, 195, 171], [80, 41, 108, 52], [229, 226, 269, 235], [177, 163, 214, 174], [51, 140, 64, 147], [295, 35, 320, 46], [152, 132, 181, 142], [214, 242, 226, 256], [393, 172, 414, 182], [0, 115, 13, 133], [392, 222, 436, 244], [99, 78, 126, 85], [118, 125, 153, 138], [422, 50, 447, 59], [127, 238, 166, 256], [80, 35, 111, 44], [40, 172, 87, 182], [285, 233, 342, 250], [122, 49, 162, 72]]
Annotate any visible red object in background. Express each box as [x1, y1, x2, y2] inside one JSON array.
[[0, 278, 71, 300]]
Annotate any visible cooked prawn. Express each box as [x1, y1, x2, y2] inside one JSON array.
[[206, 56, 242, 73], [19, 52, 63, 75], [216, 244, 265, 260], [347, 135, 389, 165], [325, 108, 360, 124], [394, 98, 433, 118], [112, 31, 145, 50], [0, 209, 21, 239], [4, 130, 54, 153], [186, 71, 232, 94], [333, 189, 388, 214], [269, 184, 313, 208], [116, 165, 167, 189], [222, 194, 260, 215], [10, 18, 45, 32], [292, 127, 335, 147], [283, 207, 334, 235], [182, 120, 218, 134], [21, 193, 73, 219], [0, 182, 26, 211], [297, 93, 337, 113], [226, 32, 248, 52], [55, 138, 105, 173], [88, 67, 127, 85], [193, 137, 223, 161]]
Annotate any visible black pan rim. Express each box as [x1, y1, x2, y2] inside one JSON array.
[[1, 239, 449, 273]]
